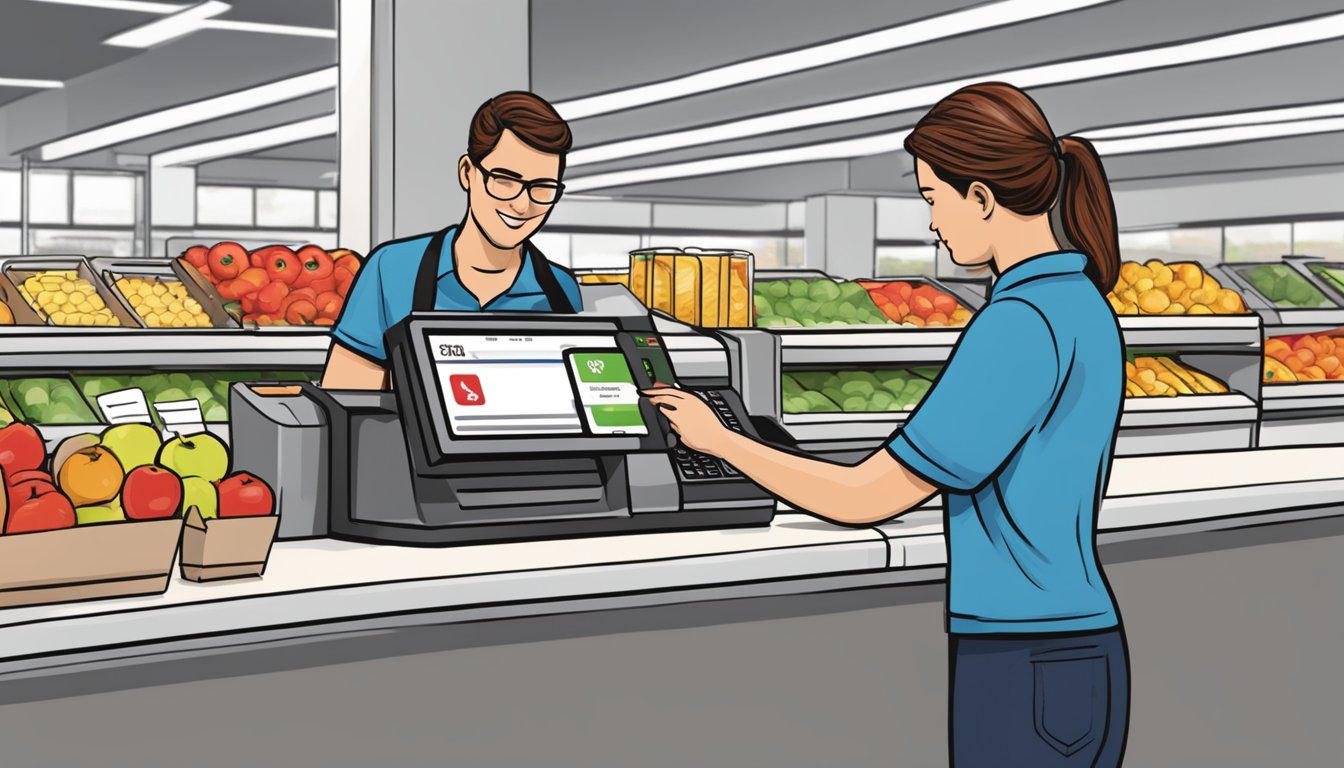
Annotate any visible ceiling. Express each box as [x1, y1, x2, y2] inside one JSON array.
[[0, 0, 1340, 211]]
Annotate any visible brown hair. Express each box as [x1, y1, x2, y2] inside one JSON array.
[[468, 91, 573, 172], [904, 82, 1118, 292]]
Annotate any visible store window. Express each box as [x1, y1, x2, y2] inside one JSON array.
[[1118, 228, 1221, 266], [73, 173, 136, 226], [318, 190, 338, 230], [0, 170, 19, 222], [570, 233, 643, 269], [197, 185, 254, 226], [28, 170, 69, 225], [256, 187, 316, 228], [876, 244, 938, 277], [31, 228, 134, 257], [0, 228, 19, 254], [1224, 224, 1291, 263], [1293, 220, 1344, 260]]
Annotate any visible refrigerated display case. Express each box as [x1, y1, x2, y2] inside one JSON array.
[[1215, 258, 1344, 446]]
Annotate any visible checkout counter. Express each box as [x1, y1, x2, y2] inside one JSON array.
[[230, 287, 776, 545]]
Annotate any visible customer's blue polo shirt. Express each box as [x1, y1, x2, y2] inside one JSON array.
[[333, 226, 583, 363], [887, 251, 1123, 634]]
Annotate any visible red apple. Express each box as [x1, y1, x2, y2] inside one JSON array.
[[216, 472, 274, 518], [8, 469, 56, 501], [0, 423, 45, 474], [122, 465, 183, 520], [6, 485, 75, 534], [6, 468, 51, 488]]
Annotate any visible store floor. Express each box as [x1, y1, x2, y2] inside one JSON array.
[[0, 517, 1341, 767]]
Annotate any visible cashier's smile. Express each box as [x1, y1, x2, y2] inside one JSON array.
[[497, 211, 540, 230]]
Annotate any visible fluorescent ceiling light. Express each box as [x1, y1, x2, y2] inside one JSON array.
[[39, 66, 337, 161], [569, 10, 1344, 167], [1081, 100, 1344, 139], [152, 114, 337, 166], [567, 131, 912, 192], [202, 19, 337, 39], [1089, 116, 1344, 155], [28, 0, 185, 12], [554, 0, 1111, 120], [104, 0, 229, 48], [0, 76, 63, 89], [569, 112, 1344, 191]]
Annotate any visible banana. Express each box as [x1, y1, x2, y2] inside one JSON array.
[[1155, 370, 1195, 395], [1263, 358, 1297, 384], [1125, 380, 1146, 397], [1156, 357, 1205, 393], [1188, 369, 1226, 393]]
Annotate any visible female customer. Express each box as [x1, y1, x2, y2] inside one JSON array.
[[643, 82, 1128, 767]]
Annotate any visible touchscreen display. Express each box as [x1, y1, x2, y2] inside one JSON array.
[[428, 334, 648, 437]]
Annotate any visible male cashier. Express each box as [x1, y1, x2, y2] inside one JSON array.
[[322, 91, 582, 390]]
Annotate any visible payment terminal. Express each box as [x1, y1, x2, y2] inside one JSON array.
[[297, 312, 774, 545]]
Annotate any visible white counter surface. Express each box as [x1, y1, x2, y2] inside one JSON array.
[[1, 446, 1342, 672]]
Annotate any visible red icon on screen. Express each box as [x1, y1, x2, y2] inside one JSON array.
[[449, 374, 485, 406]]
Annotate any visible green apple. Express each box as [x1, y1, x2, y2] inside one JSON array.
[[181, 475, 218, 520], [155, 387, 189, 404], [75, 502, 125, 525], [157, 432, 229, 482], [101, 423, 162, 471]]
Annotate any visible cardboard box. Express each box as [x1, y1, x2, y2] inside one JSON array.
[[179, 506, 278, 582], [1, 255, 143, 328], [0, 517, 184, 608], [92, 257, 237, 329], [0, 270, 46, 325]]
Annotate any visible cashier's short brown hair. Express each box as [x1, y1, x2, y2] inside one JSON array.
[[468, 91, 573, 171]]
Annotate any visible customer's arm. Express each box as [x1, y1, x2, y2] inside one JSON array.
[[321, 344, 389, 390]]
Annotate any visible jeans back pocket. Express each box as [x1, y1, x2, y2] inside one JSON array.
[[1032, 653, 1108, 758]]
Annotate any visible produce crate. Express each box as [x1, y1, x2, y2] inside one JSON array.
[[1302, 262, 1344, 304], [0, 255, 141, 328], [92, 258, 235, 329], [4, 375, 101, 427], [179, 505, 278, 582], [855, 277, 978, 327], [0, 517, 184, 608], [0, 270, 46, 325], [628, 248, 753, 328], [1213, 259, 1344, 330]]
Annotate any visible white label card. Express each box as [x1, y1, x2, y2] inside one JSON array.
[[96, 388, 154, 425], [154, 399, 206, 439]]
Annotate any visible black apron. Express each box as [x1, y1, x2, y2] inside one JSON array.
[[412, 226, 577, 314]]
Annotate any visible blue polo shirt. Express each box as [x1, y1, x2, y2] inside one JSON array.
[[887, 251, 1123, 635], [332, 226, 583, 363]]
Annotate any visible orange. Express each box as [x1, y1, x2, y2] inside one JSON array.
[[1303, 365, 1327, 381], [1285, 355, 1306, 373], [1295, 348, 1316, 366], [1318, 355, 1341, 375]]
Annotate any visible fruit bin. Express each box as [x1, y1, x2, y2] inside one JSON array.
[[1215, 258, 1344, 330], [91, 258, 236, 330], [575, 268, 630, 286], [628, 248, 753, 328], [1116, 351, 1260, 456], [0, 255, 142, 328], [1258, 331, 1344, 447]]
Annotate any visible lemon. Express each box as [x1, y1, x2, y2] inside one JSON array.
[[1188, 304, 1214, 315], [50, 311, 68, 324], [1138, 289, 1171, 314], [1134, 277, 1155, 293]]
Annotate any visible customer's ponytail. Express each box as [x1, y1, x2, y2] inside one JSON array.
[[1057, 136, 1119, 293]]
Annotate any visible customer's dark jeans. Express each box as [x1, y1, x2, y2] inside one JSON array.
[[950, 627, 1129, 767]]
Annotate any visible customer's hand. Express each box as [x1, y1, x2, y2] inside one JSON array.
[[640, 385, 733, 456]]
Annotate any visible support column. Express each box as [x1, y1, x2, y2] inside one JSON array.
[[148, 162, 196, 258], [803, 195, 876, 280], [340, 0, 531, 253]]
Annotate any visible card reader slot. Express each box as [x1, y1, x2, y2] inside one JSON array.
[[455, 485, 607, 510]]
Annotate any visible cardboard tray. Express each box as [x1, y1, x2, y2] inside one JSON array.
[[91, 257, 237, 329], [0, 270, 47, 325], [179, 506, 278, 582], [172, 257, 339, 334], [0, 255, 143, 328], [0, 517, 184, 608]]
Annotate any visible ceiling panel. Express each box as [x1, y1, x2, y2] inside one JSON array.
[[243, 135, 336, 162], [112, 91, 335, 157]]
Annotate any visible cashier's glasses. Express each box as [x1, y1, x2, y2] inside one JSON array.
[[473, 160, 565, 205]]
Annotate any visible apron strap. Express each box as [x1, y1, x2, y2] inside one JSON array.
[[526, 242, 577, 314], [413, 226, 576, 314], [412, 226, 453, 313]]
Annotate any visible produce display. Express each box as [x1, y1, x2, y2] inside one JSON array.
[[858, 280, 973, 327], [113, 276, 213, 328], [755, 279, 892, 328], [1304, 263, 1344, 300], [6, 378, 98, 424], [15, 270, 123, 326], [1237, 264, 1333, 308], [782, 369, 938, 414], [76, 370, 316, 423], [1124, 357, 1228, 397], [627, 250, 752, 328], [1263, 335, 1344, 383], [1107, 260, 1246, 315], [180, 242, 361, 327], [0, 420, 275, 534]]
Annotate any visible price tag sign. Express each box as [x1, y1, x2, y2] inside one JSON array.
[[154, 399, 206, 440], [96, 388, 154, 425]]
